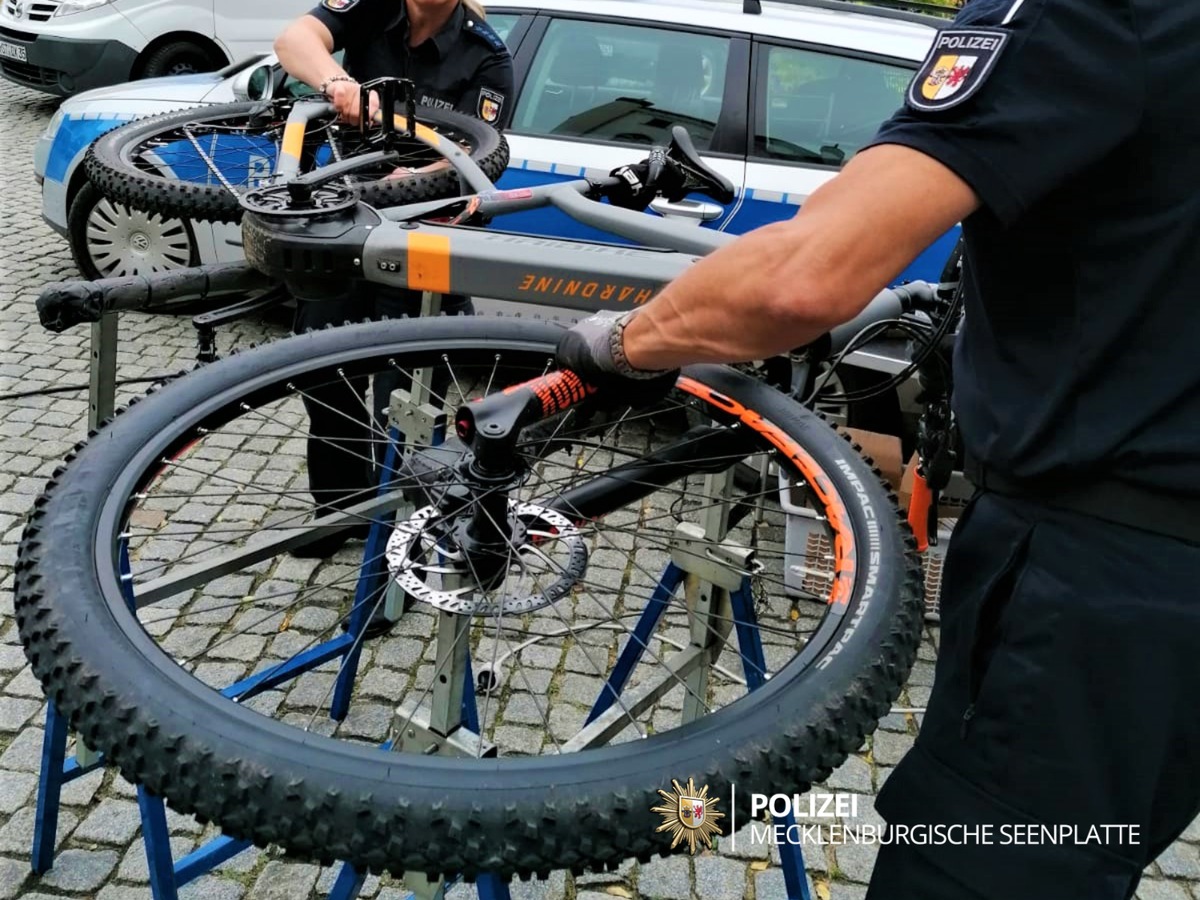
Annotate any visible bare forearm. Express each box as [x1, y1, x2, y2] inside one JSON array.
[[623, 145, 979, 371], [275, 18, 342, 90], [623, 219, 848, 369]]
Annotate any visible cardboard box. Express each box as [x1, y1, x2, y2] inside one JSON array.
[[842, 428, 904, 494]]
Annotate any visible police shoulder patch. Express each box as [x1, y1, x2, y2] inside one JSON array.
[[322, 0, 360, 11], [907, 28, 1010, 112], [477, 87, 505, 124]]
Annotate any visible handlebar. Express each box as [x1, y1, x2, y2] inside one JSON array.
[[814, 280, 938, 361], [36, 264, 272, 332]]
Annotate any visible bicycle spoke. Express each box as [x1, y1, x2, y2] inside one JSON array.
[[106, 341, 863, 778]]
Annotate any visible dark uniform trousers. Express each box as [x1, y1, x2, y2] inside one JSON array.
[[867, 492, 1200, 900], [292, 284, 473, 514]]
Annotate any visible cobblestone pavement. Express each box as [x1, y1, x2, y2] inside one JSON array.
[[2, 79, 1199, 900]]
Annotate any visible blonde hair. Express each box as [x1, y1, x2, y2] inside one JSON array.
[[463, 0, 486, 19]]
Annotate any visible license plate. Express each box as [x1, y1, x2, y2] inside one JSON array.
[[0, 40, 27, 63]]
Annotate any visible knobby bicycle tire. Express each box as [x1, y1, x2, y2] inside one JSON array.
[[84, 101, 509, 224], [15, 317, 923, 879]]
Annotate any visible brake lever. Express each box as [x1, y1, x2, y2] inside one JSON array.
[[666, 125, 736, 204]]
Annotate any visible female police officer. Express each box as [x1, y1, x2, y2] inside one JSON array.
[[276, 0, 512, 136], [273, 0, 514, 561], [558, 0, 1200, 895]]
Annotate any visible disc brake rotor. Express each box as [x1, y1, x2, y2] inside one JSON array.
[[386, 502, 588, 616]]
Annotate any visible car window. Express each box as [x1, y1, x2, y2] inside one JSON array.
[[513, 19, 730, 149], [755, 45, 909, 168], [488, 13, 519, 43]]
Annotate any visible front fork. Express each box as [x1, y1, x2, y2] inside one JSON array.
[[451, 371, 597, 583]]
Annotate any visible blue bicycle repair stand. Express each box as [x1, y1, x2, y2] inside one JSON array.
[[29, 307, 811, 899], [30, 303, 512, 900]]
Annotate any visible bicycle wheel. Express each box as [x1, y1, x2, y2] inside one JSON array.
[[15, 317, 922, 879], [84, 100, 509, 224]]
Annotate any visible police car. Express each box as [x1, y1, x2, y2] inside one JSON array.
[[34, 0, 958, 287]]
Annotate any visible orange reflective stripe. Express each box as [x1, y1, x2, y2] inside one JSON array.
[[281, 122, 306, 162], [407, 233, 452, 294], [391, 115, 444, 149]]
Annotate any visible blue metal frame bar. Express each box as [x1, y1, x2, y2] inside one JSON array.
[[731, 578, 811, 900], [222, 635, 354, 701], [729, 582, 767, 692], [174, 835, 253, 886], [139, 788, 180, 900], [330, 864, 368, 898], [31, 702, 70, 875], [586, 563, 684, 724], [332, 431, 403, 721]]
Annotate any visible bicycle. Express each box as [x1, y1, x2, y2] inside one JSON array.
[[19, 85, 941, 881], [82, 77, 510, 224]]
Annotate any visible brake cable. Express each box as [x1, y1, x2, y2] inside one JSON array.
[[803, 279, 964, 407]]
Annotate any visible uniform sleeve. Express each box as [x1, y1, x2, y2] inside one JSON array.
[[308, 0, 395, 52], [456, 52, 516, 130], [866, 0, 1143, 225]]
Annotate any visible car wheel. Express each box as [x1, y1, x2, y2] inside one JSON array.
[[68, 181, 199, 281], [138, 41, 223, 78]]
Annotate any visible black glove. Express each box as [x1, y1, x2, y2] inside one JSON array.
[[556, 311, 680, 410], [607, 148, 685, 211]]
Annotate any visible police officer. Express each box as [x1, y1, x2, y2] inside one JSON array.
[[275, 0, 513, 136], [274, 0, 514, 561], [558, 0, 1200, 895]]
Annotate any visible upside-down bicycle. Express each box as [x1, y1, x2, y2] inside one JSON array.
[[18, 83, 954, 886]]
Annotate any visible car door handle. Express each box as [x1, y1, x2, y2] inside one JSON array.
[[649, 198, 725, 222]]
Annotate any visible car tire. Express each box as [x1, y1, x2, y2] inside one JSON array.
[[68, 181, 200, 281], [138, 41, 224, 79]]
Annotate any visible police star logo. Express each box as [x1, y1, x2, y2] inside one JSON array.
[[478, 87, 505, 124], [651, 778, 724, 854], [908, 28, 1010, 112]]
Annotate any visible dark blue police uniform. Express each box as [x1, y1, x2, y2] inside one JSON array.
[[861, 0, 1200, 896], [310, 0, 514, 129], [290, 0, 514, 554]]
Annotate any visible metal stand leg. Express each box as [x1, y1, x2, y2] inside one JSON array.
[[332, 433, 402, 721], [31, 503, 385, 899], [33, 308, 413, 898], [394, 566, 509, 900], [587, 563, 685, 724], [327, 864, 367, 899], [138, 788, 180, 900], [730, 582, 811, 900], [31, 703, 70, 875], [89, 313, 118, 429], [386, 296, 444, 622]]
